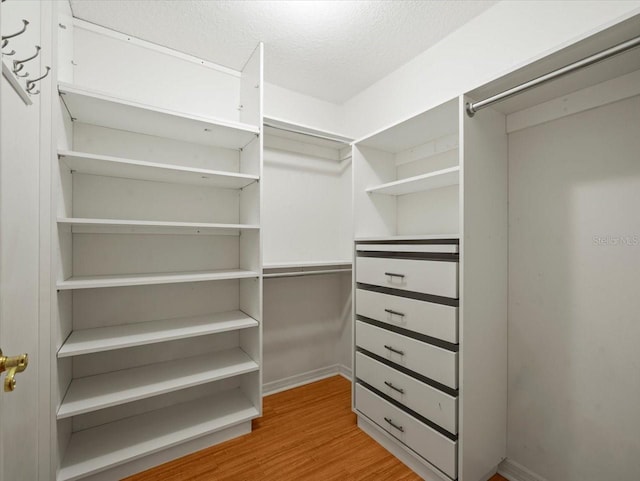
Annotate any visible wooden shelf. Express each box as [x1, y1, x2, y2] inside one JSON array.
[[56, 269, 259, 291], [58, 83, 259, 149], [57, 388, 259, 481], [57, 348, 258, 419], [58, 311, 258, 358], [58, 150, 259, 188], [58, 217, 259, 236], [365, 167, 459, 196]]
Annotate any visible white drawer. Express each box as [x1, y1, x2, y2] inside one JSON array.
[[356, 321, 458, 389], [356, 256, 458, 298], [356, 352, 458, 434], [356, 383, 457, 479], [356, 288, 458, 343], [356, 243, 459, 254]]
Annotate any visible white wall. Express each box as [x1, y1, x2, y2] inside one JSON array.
[[264, 82, 348, 136], [263, 272, 351, 389], [507, 95, 640, 481], [344, 0, 640, 139], [262, 143, 351, 264], [261, 136, 353, 388]]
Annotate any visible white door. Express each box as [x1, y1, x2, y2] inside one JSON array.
[[1, 1, 51, 480]]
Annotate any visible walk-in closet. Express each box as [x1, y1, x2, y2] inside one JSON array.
[[1, 2, 639, 481]]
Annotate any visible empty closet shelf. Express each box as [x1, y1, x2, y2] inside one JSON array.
[[56, 269, 259, 290], [58, 311, 258, 358], [58, 150, 259, 188], [365, 167, 459, 196], [57, 347, 259, 419], [58, 83, 259, 149], [57, 217, 260, 235], [57, 388, 259, 481]]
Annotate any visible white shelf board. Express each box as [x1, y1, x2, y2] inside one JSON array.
[[263, 116, 353, 149], [58, 150, 259, 188], [354, 98, 458, 153], [57, 388, 258, 481], [58, 83, 259, 149], [56, 269, 259, 290], [58, 217, 259, 236], [355, 234, 460, 242], [58, 311, 258, 358], [366, 167, 460, 196], [57, 348, 258, 419]]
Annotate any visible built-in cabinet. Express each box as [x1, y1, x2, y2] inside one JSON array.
[[52, 14, 263, 481], [352, 97, 508, 481], [37, 5, 640, 481]]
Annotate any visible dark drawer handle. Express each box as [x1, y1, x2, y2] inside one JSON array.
[[384, 308, 405, 317], [385, 272, 405, 279], [384, 345, 404, 356], [384, 417, 404, 432], [384, 381, 405, 394]]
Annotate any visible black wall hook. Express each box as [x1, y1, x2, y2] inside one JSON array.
[[26, 66, 50, 95], [13, 45, 41, 76], [2, 19, 29, 49]]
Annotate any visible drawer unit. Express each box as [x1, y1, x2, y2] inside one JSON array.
[[355, 383, 457, 479], [356, 256, 458, 298], [356, 288, 458, 343], [356, 320, 458, 389], [356, 352, 457, 434]]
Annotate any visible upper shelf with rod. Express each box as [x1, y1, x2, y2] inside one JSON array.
[[58, 82, 260, 149]]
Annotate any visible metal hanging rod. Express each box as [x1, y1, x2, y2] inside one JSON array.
[[263, 121, 352, 145], [263, 268, 352, 279], [466, 34, 640, 117]]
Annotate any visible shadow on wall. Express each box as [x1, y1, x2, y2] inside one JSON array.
[[507, 95, 640, 481], [263, 272, 352, 386]]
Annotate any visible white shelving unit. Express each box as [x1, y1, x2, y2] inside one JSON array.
[[352, 96, 508, 481], [58, 389, 259, 481], [58, 150, 259, 189], [57, 348, 259, 418], [56, 269, 259, 290], [58, 311, 258, 358], [52, 18, 264, 481], [365, 166, 459, 196], [58, 83, 259, 149], [58, 218, 260, 236]]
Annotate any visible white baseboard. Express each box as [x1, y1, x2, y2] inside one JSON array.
[[263, 364, 352, 396], [337, 363, 352, 380], [498, 458, 547, 481]]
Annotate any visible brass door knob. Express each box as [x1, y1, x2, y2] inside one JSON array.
[[0, 349, 29, 392]]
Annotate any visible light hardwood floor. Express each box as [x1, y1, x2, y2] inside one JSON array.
[[125, 375, 508, 481]]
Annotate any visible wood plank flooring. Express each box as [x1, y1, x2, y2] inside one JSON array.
[[125, 375, 508, 481]]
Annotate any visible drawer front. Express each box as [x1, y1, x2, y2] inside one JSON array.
[[356, 256, 458, 298], [356, 321, 458, 389], [357, 243, 459, 254], [356, 288, 458, 343], [356, 352, 458, 434], [356, 383, 457, 479]]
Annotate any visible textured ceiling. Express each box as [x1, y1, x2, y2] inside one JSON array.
[[69, 0, 498, 104]]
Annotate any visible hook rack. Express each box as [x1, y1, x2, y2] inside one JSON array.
[[2, 19, 29, 50], [13, 45, 40, 77], [26, 66, 50, 95]]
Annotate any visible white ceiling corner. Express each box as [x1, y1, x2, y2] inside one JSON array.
[[69, 0, 498, 104]]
